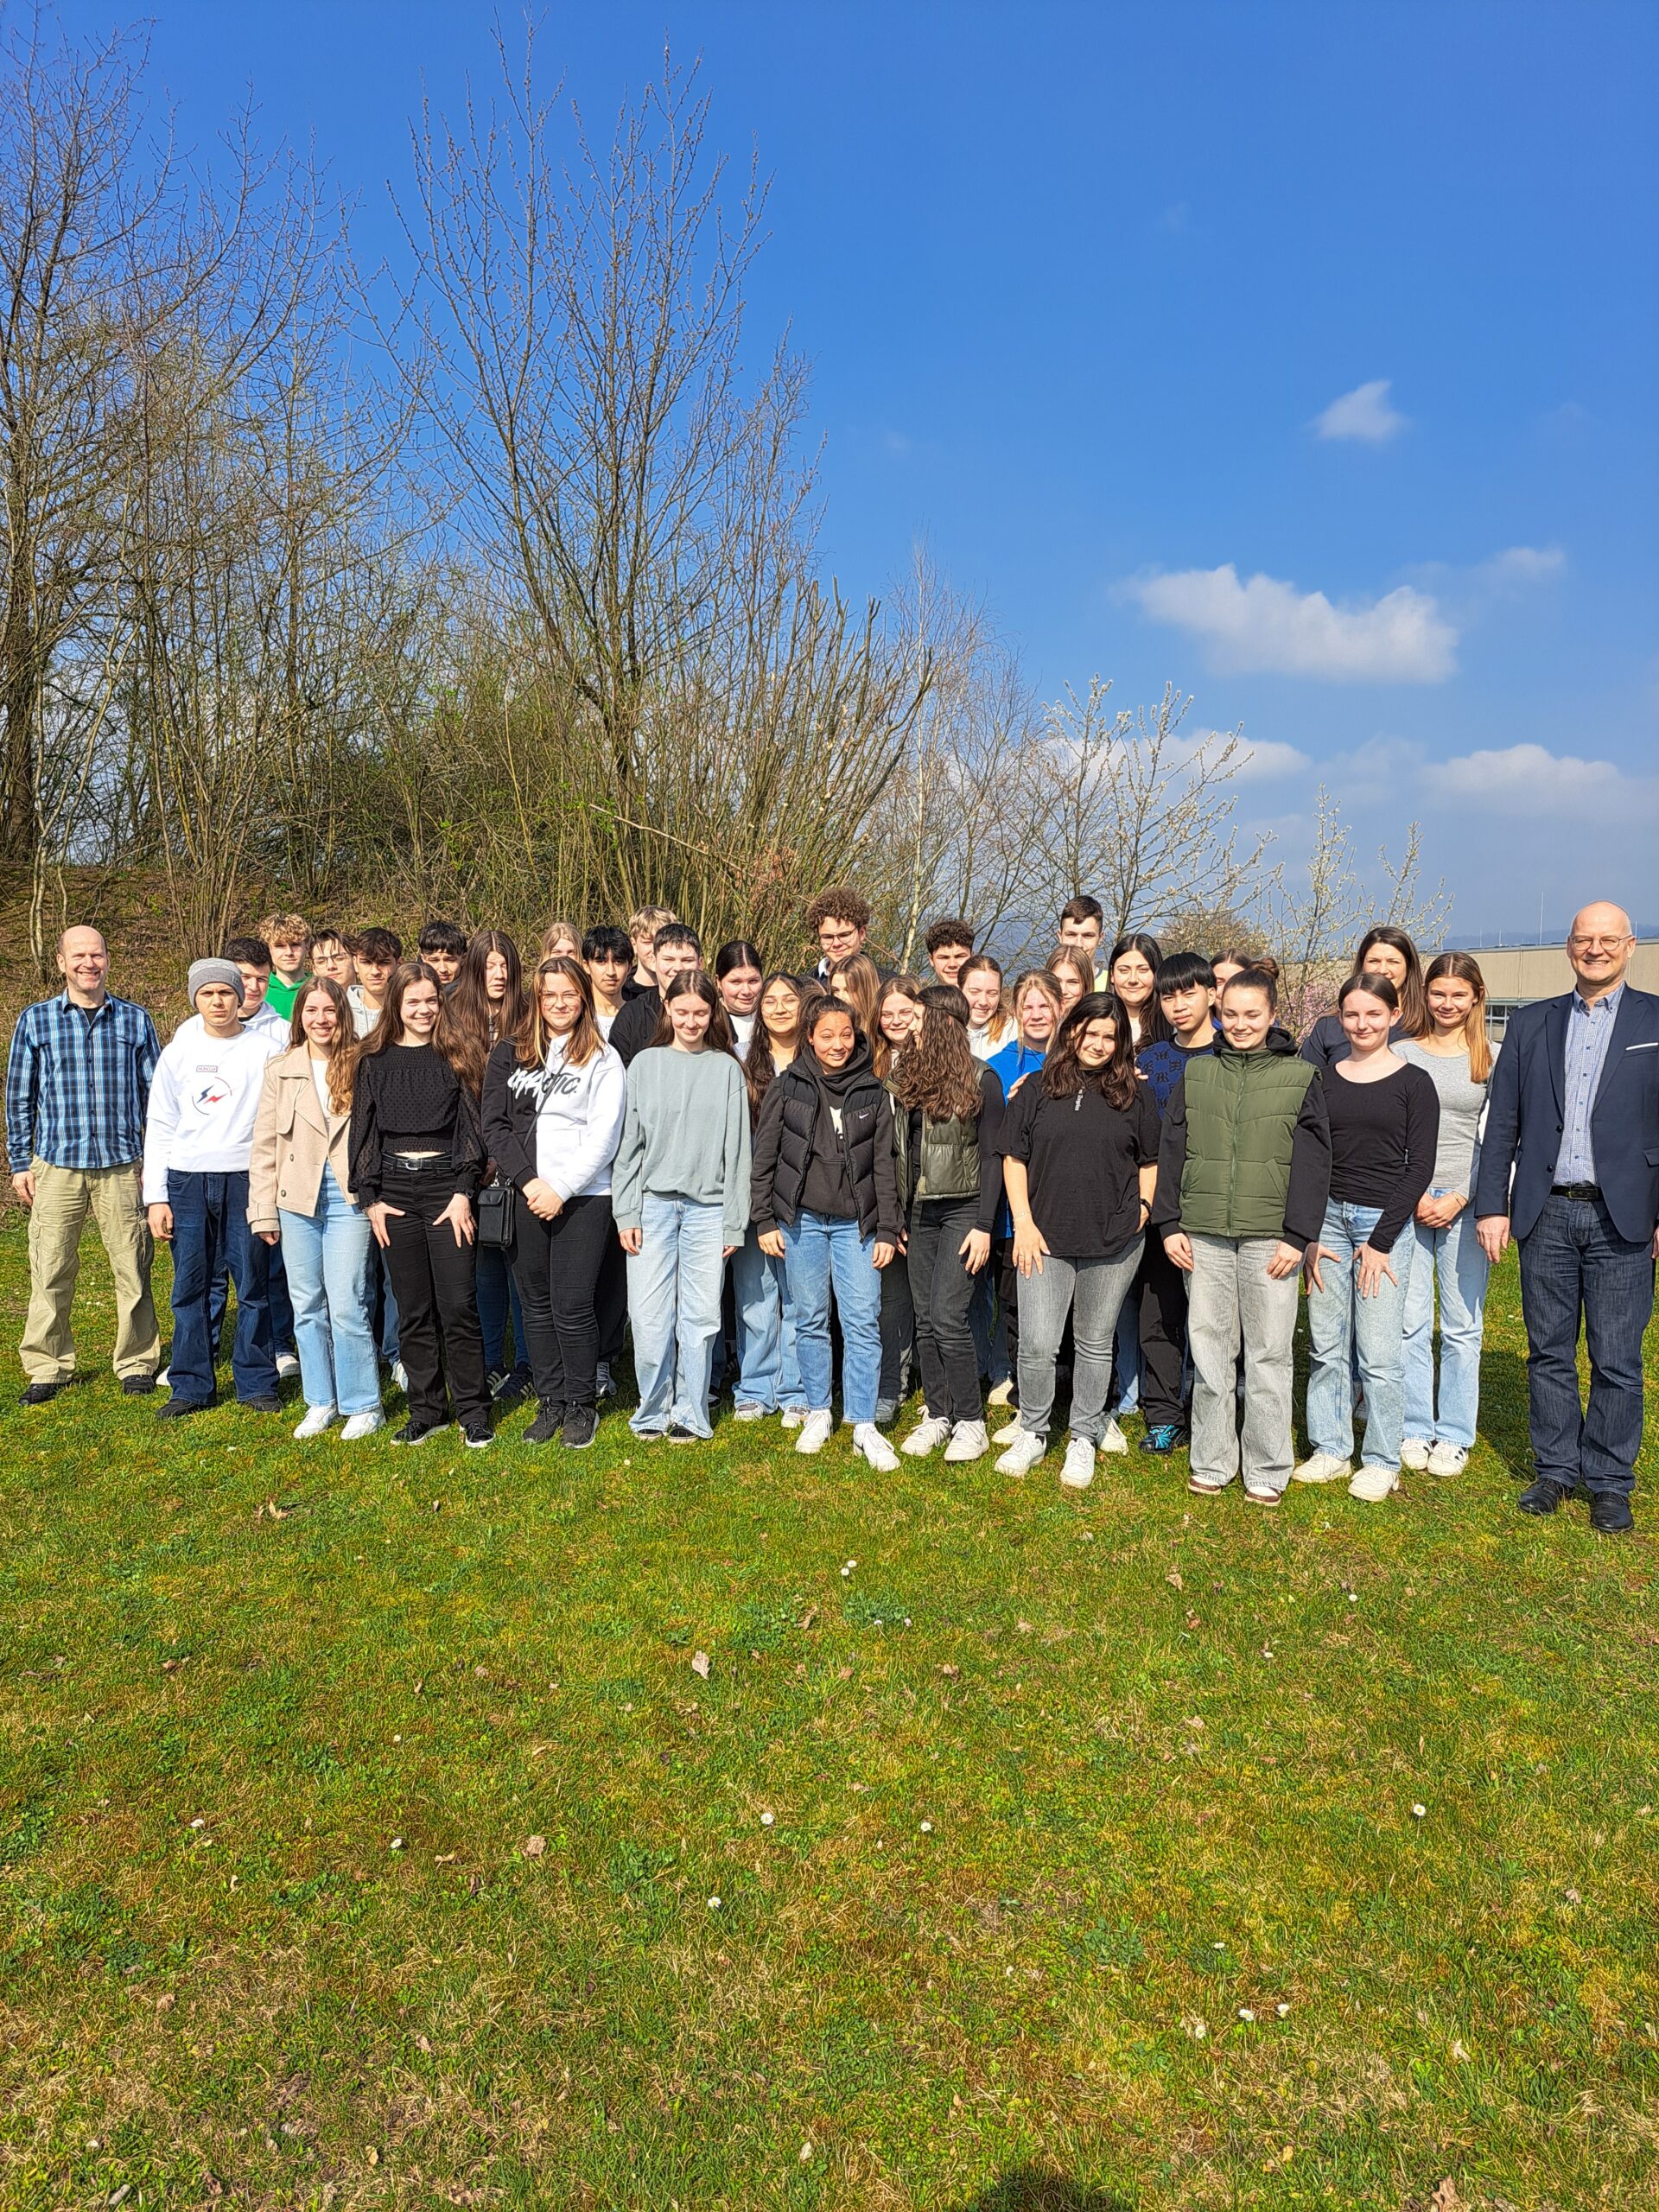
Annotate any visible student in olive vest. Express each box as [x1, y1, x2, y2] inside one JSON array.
[[1151, 967, 1332, 1503], [889, 985, 1006, 1464]]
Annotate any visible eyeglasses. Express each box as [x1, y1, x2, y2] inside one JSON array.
[[1569, 936, 1630, 952]]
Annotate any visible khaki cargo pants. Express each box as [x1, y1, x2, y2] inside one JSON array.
[[20, 1159, 161, 1384]]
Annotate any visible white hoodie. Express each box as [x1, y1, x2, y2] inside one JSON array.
[[143, 1023, 287, 1202], [508, 1034, 626, 1200]]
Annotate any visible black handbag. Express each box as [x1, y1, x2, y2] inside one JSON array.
[[476, 1177, 516, 1251]]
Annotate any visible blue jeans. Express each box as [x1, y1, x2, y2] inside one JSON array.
[[1402, 1198, 1489, 1451], [209, 1237, 294, 1353], [475, 1245, 530, 1376], [782, 1208, 883, 1425], [1519, 1192, 1655, 1497], [1306, 1198, 1412, 1471], [166, 1168, 274, 1405], [626, 1195, 727, 1437], [730, 1225, 803, 1412], [279, 1166, 381, 1415]]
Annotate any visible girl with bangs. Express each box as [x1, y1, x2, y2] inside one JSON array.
[[995, 992, 1161, 1490], [442, 929, 534, 1401], [891, 985, 1005, 1463]]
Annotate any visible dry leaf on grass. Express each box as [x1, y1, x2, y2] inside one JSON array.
[[690, 1650, 711, 1680], [1166, 1570, 1184, 1590], [522, 1835, 546, 1858]]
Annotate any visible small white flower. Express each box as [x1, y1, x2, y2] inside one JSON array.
[[1212, 1940, 1225, 1949], [799, 2142, 813, 2162], [1237, 2007, 1255, 2023], [919, 1820, 933, 1834], [1347, 1592, 1358, 1604], [390, 1837, 404, 1851], [188, 1818, 205, 1830], [1412, 1803, 1427, 1819], [1276, 2002, 1291, 2018], [707, 1896, 721, 1910], [760, 1811, 775, 1827], [840, 1566, 852, 1579]]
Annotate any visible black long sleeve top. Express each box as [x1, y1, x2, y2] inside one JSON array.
[[348, 1043, 483, 1205]]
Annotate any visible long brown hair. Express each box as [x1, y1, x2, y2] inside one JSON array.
[[1045, 945, 1096, 1007], [873, 975, 924, 1079], [1423, 950, 1492, 1082], [1041, 991, 1137, 1110], [1351, 925, 1427, 1038], [826, 951, 880, 1039], [441, 929, 529, 1096], [289, 976, 359, 1113], [517, 956, 602, 1071], [359, 961, 472, 1084], [893, 988, 983, 1122], [649, 970, 739, 1058]]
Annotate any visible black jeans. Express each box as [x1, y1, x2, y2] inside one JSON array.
[[879, 1227, 915, 1407], [906, 1196, 982, 1425], [995, 1234, 1019, 1395], [512, 1192, 613, 1413], [595, 1230, 628, 1366], [1136, 1230, 1190, 1427], [379, 1160, 490, 1428]]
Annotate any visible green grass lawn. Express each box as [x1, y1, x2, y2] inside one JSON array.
[[1, 1224, 1656, 2212]]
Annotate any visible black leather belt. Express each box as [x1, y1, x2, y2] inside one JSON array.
[[1551, 1181, 1601, 1202]]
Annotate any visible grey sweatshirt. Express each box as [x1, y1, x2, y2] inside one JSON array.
[[1397, 1039, 1491, 1195], [611, 1046, 753, 1243]]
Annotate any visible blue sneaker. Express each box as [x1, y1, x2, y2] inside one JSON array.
[[1141, 1422, 1188, 1455]]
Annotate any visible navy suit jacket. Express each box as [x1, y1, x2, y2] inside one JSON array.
[[1473, 985, 1659, 1243]]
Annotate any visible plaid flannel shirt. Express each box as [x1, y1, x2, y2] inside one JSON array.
[[4, 992, 160, 1175]]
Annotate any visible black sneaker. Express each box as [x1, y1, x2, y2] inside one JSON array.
[[240, 1394, 281, 1414], [1141, 1422, 1188, 1455], [391, 1419, 450, 1446], [462, 1419, 493, 1450], [121, 1374, 157, 1396], [20, 1381, 61, 1406], [562, 1405, 599, 1450], [524, 1402, 566, 1445], [493, 1364, 533, 1408], [665, 1422, 701, 1443], [156, 1396, 211, 1421]]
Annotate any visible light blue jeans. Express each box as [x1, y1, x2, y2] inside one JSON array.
[[782, 1209, 883, 1425], [279, 1166, 381, 1415], [1402, 1198, 1489, 1451], [730, 1225, 804, 1413], [1306, 1198, 1412, 1471], [626, 1194, 728, 1438]]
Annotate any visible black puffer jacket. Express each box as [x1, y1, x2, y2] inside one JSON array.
[[751, 1040, 901, 1242]]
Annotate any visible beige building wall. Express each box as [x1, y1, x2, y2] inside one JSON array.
[[1459, 939, 1659, 1005]]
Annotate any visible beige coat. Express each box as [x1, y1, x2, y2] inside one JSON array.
[[248, 1047, 359, 1231]]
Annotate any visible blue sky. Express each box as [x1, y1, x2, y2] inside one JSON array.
[[57, 0, 1659, 936]]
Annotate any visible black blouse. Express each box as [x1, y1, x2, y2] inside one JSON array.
[[348, 1044, 482, 1205]]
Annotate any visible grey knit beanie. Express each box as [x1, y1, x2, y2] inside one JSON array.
[[188, 957, 245, 1006]]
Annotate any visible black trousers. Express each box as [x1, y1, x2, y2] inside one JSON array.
[[995, 1233, 1020, 1391], [879, 1227, 915, 1406], [512, 1193, 613, 1413], [906, 1197, 982, 1424], [379, 1160, 490, 1428], [1136, 1230, 1191, 1428], [595, 1230, 628, 1366]]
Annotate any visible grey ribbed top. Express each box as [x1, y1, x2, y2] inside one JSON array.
[[1396, 1040, 1490, 1195]]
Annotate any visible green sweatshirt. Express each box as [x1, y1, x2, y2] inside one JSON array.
[[611, 1047, 753, 1244]]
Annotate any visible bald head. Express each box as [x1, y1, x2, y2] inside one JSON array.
[[1567, 901, 1635, 1000], [55, 926, 111, 1007]]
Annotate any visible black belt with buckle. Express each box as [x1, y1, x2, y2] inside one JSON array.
[[1551, 1181, 1601, 1202]]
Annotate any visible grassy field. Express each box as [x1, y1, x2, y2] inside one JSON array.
[[1, 1221, 1656, 2212]]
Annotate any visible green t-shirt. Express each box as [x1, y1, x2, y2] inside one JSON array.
[[265, 972, 308, 1020]]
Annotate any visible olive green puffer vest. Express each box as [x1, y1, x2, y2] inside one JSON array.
[[914, 1113, 980, 1204], [1179, 1047, 1319, 1239]]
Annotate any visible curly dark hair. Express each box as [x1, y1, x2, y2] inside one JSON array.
[[1041, 991, 1137, 1110], [892, 991, 983, 1122], [805, 885, 871, 932]]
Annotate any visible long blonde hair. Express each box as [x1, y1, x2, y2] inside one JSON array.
[[518, 957, 602, 1071], [1423, 951, 1492, 1083]]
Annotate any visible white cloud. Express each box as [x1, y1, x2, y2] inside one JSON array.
[[1419, 742, 1659, 823], [1313, 378, 1408, 443], [1481, 543, 1566, 585], [1231, 737, 1311, 781], [1122, 563, 1458, 683]]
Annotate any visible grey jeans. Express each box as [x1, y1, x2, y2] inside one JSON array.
[[1016, 1243, 1143, 1446], [1186, 1233, 1301, 1492]]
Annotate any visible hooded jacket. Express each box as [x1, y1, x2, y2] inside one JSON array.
[[750, 1038, 901, 1242]]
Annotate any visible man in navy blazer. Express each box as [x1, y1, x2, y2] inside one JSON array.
[[1476, 902, 1659, 1533]]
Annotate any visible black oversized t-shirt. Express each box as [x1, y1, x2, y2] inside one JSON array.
[[997, 1077, 1162, 1261]]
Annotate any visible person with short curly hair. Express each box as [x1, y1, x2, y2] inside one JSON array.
[[923, 918, 976, 989], [805, 886, 872, 976]]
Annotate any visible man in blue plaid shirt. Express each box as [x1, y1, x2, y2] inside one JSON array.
[[6, 926, 162, 1403]]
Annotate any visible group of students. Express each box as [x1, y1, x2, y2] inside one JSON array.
[[8, 889, 1654, 1529]]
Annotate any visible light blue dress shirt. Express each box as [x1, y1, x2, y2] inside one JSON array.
[[1554, 982, 1623, 1185]]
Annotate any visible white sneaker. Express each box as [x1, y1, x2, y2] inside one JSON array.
[[993, 1414, 1027, 1444], [733, 1402, 767, 1422], [1427, 1441, 1468, 1478], [943, 1420, 989, 1464], [986, 1377, 1014, 1408], [854, 1422, 899, 1471], [1293, 1451, 1352, 1485], [275, 1351, 302, 1380], [1060, 1436, 1096, 1489], [1400, 1438, 1432, 1471], [794, 1409, 833, 1455], [780, 1405, 807, 1429], [1099, 1417, 1128, 1456], [1348, 1464, 1399, 1502], [902, 1414, 952, 1458], [292, 1404, 335, 1440], [391, 1359, 409, 1394], [157, 1365, 169, 1388], [340, 1409, 386, 1441], [996, 1429, 1046, 1478]]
